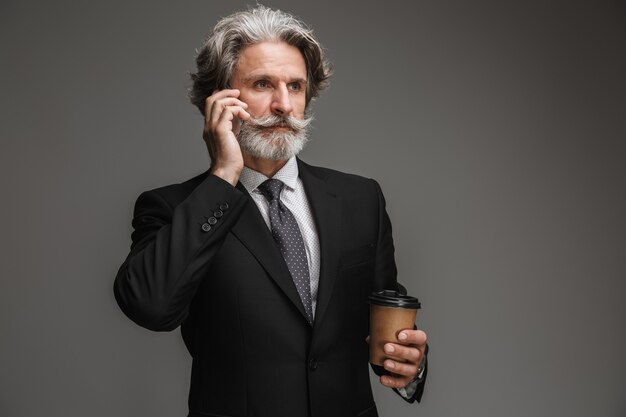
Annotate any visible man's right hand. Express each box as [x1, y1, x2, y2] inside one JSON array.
[[203, 89, 251, 186]]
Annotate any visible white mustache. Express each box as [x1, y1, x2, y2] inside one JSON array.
[[244, 114, 313, 131], [235, 112, 313, 161]]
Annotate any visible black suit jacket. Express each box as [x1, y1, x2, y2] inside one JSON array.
[[114, 159, 425, 417]]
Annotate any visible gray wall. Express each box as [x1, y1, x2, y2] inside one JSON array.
[[1, 1, 625, 416]]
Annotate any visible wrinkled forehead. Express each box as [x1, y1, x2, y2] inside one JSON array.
[[232, 41, 308, 83]]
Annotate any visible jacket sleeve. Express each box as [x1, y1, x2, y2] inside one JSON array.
[[113, 175, 248, 331], [370, 179, 428, 403], [372, 179, 398, 292]]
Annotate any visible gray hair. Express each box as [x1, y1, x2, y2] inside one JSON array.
[[189, 5, 332, 114]]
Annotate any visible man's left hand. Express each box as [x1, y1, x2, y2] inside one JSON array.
[[379, 329, 427, 389]]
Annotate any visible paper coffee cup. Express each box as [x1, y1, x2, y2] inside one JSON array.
[[369, 290, 421, 374]]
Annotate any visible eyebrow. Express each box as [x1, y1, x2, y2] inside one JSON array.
[[242, 74, 308, 85]]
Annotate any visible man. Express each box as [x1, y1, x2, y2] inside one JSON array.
[[114, 6, 427, 417]]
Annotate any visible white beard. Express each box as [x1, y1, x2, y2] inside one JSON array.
[[237, 113, 313, 161]]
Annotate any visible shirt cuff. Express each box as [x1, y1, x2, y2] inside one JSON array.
[[397, 379, 419, 399]]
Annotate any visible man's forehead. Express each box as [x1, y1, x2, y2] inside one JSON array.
[[234, 41, 307, 78]]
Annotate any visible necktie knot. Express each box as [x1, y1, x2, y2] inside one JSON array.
[[258, 179, 285, 202]]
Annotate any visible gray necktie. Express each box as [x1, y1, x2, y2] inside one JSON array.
[[258, 179, 313, 324]]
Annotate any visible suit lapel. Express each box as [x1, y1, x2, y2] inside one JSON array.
[[230, 161, 343, 328], [297, 160, 342, 330], [231, 182, 310, 323]]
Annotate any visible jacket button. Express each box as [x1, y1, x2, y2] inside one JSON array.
[[308, 358, 318, 370], [214, 210, 223, 218], [201, 223, 211, 232], [207, 217, 217, 225], [219, 203, 229, 211]]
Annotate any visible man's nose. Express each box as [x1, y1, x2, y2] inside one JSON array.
[[270, 84, 293, 116]]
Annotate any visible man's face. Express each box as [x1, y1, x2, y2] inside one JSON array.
[[230, 41, 308, 121], [230, 41, 311, 161]]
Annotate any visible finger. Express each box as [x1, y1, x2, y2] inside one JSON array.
[[214, 106, 250, 135], [210, 88, 241, 100], [204, 104, 245, 141], [204, 90, 241, 117], [229, 107, 251, 136], [232, 106, 251, 121], [216, 105, 250, 122], [212, 105, 249, 128], [224, 106, 251, 125], [379, 373, 414, 389], [209, 98, 249, 130], [397, 329, 427, 346], [384, 343, 421, 364], [384, 359, 418, 378], [210, 97, 248, 118]]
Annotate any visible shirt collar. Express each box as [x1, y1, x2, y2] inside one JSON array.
[[239, 156, 299, 194]]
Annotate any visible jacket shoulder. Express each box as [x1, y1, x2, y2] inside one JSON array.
[[140, 171, 210, 207], [298, 159, 380, 191]]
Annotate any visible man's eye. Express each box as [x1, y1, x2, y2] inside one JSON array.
[[254, 80, 269, 88], [288, 82, 303, 92]]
